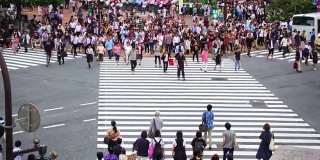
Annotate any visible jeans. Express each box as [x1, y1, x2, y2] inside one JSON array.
[[177, 67, 185, 78], [24, 43, 28, 52], [201, 62, 207, 71], [155, 56, 161, 66], [108, 49, 112, 59], [46, 52, 51, 65], [223, 148, 234, 160], [130, 60, 137, 71], [235, 60, 241, 70], [163, 61, 168, 72], [72, 43, 78, 57]]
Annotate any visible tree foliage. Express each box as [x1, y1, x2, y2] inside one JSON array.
[[267, 0, 317, 21], [3, 0, 65, 6]]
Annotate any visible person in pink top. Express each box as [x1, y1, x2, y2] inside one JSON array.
[[200, 46, 209, 72], [113, 42, 122, 65]]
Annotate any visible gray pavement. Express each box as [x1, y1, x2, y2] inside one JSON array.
[[241, 53, 320, 134], [0, 54, 99, 159]]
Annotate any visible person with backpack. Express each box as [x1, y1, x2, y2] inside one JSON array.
[[201, 104, 214, 150], [104, 147, 119, 160], [191, 131, 206, 155], [149, 129, 165, 160], [172, 131, 186, 160], [106, 120, 121, 151]]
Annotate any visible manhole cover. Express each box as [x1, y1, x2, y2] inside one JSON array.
[[211, 78, 227, 81], [250, 100, 267, 108]]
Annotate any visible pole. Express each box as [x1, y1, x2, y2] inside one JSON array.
[[17, 0, 22, 32], [223, 0, 227, 54], [0, 51, 13, 160]]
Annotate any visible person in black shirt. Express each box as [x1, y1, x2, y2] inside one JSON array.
[[175, 51, 187, 81], [234, 47, 242, 72], [246, 34, 254, 57], [113, 138, 126, 158], [44, 40, 54, 67]]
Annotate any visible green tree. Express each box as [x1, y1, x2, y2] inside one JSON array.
[[267, 0, 317, 21]]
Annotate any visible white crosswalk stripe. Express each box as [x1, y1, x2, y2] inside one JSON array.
[[1, 48, 85, 70], [248, 49, 315, 63], [97, 57, 320, 159]]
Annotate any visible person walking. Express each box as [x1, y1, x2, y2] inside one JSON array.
[[222, 122, 236, 160], [149, 110, 163, 137], [154, 43, 162, 68], [201, 104, 214, 150], [267, 38, 275, 60], [86, 44, 94, 68], [105, 36, 114, 59], [106, 120, 120, 151], [124, 42, 132, 65], [44, 40, 54, 67], [175, 51, 187, 81], [200, 46, 209, 72], [280, 36, 288, 58], [22, 31, 30, 53], [56, 42, 65, 65], [234, 47, 242, 72], [133, 131, 150, 160], [256, 123, 274, 160], [96, 42, 106, 63], [128, 48, 137, 72], [295, 45, 303, 73], [311, 44, 319, 70], [162, 51, 169, 73], [214, 51, 222, 72], [172, 131, 187, 160], [113, 42, 122, 65]]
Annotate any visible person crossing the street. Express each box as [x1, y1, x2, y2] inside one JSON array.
[[176, 51, 187, 81], [22, 31, 30, 53], [201, 104, 214, 150], [86, 44, 94, 68], [44, 38, 54, 67], [128, 47, 137, 73]]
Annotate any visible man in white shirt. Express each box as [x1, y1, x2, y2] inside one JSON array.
[[22, 31, 30, 52], [72, 34, 78, 57], [13, 140, 22, 160]]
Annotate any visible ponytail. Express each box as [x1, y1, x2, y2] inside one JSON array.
[[113, 126, 117, 133]]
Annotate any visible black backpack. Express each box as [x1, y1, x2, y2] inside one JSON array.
[[152, 138, 163, 159]]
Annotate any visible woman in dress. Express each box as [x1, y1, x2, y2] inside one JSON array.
[[113, 42, 122, 65], [214, 51, 222, 72], [86, 44, 94, 68], [123, 41, 132, 65], [137, 42, 144, 65], [256, 123, 274, 160], [11, 34, 19, 54], [200, 46, 209, 72]]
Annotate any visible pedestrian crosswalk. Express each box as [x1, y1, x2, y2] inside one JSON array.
[[248, 49, 316, 63], [1, 48, 85, 70], [97, 57, 320, 159]]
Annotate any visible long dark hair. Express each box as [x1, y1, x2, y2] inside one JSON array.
[[176, 131, 183, 145], [111, 120, 117, 133]]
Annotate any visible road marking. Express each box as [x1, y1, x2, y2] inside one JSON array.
[[83, 118, 96, 122], [13, 131, 24, 134], [43, 107, 64, 112], [43, 124, 65, 129], [12, 114, 18, 117], [80, 102, 97, 106]]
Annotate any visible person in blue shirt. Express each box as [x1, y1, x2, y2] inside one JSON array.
[[201, 104, 214, 150], [105, 36, 114, 59]]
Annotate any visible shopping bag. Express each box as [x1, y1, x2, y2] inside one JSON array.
[[293, 62, 297, 69], [169, 58, 174, 66]]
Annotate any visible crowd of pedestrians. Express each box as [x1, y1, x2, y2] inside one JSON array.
[[101, 105, 275, 160]]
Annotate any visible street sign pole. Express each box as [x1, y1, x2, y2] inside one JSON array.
[[0, 49, 13, 160]]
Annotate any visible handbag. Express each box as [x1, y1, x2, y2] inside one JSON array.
[[132, 138, 140, 152], [269, 133, 276, 151], [104, 136, 109, 144], [148, 118, 156, 138], [199, 124, 207, 132], [293, 62, 297, 69], [233, 136, 239, 149]]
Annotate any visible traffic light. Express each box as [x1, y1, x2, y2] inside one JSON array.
[[212, 8, 219, 19]]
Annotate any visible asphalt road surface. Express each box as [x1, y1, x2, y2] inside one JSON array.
[[0, 48, 99, 159], [241, 52, 320, 134]]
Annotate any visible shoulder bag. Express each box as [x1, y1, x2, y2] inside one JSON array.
[[148, 118, 156, 138]]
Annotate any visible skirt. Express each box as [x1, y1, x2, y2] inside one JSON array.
[[87, 54, 93, 62], [137, 54, 142, 60]]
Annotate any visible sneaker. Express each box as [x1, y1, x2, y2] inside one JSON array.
[[204, 70, 207, 72], [200, 67, 202, 71], [314, 68, 317, 71], [209, 147, 212, 150], [183, 78, 185, 81]]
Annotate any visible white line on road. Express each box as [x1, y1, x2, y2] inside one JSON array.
[[13, 131, 24, 134], [43, 107, 64, 112], [43, 124, 65, 129], [12, 114, 17, 117], [83, 118, 96, 122], [80, 102, 97, 106]]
